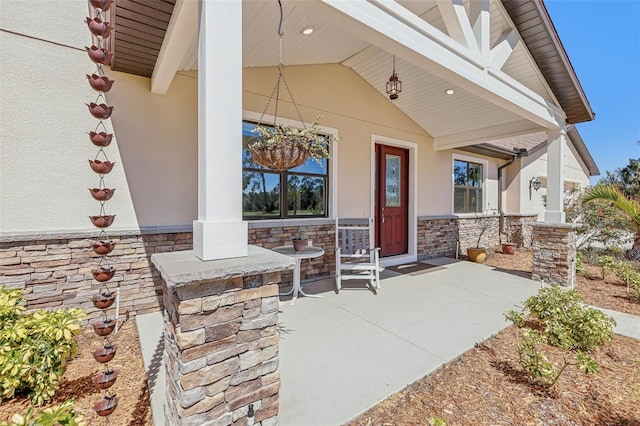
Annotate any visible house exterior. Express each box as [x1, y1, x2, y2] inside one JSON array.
[[0, 0, 597, 423]]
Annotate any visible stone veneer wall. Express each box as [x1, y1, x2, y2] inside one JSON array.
[[531, 223, 579, 286], [417, 217, 459, 259], [0, 232, 193, 322], [248, 220, 335, 285], [417, 214, 538, 259], [504, 214, 538, 248], [0, 222, 333, 320]]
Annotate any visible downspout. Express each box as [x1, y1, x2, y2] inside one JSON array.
[[497, 154, 518, 234]]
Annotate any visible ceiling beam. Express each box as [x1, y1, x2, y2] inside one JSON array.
[[490, 28, 520, 70], [435, 0, 479, 54], [433, 120, 543, 150], [469, 0, 490, 57], [150, 0, 198, 95]]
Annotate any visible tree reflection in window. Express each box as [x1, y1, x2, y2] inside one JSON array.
[[242, 121, 328, 219], [454, 159, 483, 213]]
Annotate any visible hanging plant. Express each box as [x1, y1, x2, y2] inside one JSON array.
[[249, 117, 333, 171], [249, 0, 337, 171]]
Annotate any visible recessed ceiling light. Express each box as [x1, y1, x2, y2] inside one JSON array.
[[300, 25, 314, 35], [445, 89, 455, 95]]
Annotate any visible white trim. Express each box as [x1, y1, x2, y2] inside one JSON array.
[[242, 110, 338, 220], [452, 153, 490, 215], [370, 134, 418, 265], [151, 0, 198, 94]]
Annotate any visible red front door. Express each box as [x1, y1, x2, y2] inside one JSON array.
[[375, 144, 408, 257]]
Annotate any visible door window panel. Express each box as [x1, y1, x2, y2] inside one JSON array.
[[385, 154, 401, 207]]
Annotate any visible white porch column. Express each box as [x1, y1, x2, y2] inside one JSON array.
[[544, 128, 567, 223], [193, 0, 247, 260]]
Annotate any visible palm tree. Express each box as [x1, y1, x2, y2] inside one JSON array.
[[583, 185, 640, 259]]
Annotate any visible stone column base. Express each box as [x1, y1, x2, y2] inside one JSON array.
[[152, 246, 294, 425], [531, 222, 580, 287]]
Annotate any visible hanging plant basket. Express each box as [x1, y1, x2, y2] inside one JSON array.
[[248, 118, 332, 171], [93, 343, 117, 363], [249, 139, 309, 171], [94, 395, 119, 417]]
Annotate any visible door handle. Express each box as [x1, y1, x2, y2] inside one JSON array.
[[381, 208, 385, 224]]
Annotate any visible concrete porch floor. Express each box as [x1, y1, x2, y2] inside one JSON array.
[[137, 257, 640, 426]]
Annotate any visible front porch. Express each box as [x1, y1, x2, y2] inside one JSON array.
[[140, 256, 544, 425], [277, 257, 540, 425]]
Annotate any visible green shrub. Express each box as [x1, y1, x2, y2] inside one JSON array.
[[0, 399, 85, 426], [0, 287, 85, 405], [505, 286, 615, 387], [598, 255, 616, 281]]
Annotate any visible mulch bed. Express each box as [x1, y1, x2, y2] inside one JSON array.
[[0, 320, 152, 425], [349, 327, 640, 426], [348, 250, 640, 425]]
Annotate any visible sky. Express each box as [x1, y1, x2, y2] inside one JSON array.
[[544, 0, 640, 183]]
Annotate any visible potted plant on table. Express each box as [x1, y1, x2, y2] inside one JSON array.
[[292, 232, 308, 252]]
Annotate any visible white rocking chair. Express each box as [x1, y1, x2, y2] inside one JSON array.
[[335, 218, 381, 291]]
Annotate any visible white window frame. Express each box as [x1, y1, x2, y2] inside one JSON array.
[[452, 153, 489, 216]]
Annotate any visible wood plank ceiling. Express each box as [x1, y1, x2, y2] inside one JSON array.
[[111, 0, 176, 77]]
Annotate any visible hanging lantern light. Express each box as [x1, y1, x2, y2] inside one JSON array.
[[386, 55, 402, 100]]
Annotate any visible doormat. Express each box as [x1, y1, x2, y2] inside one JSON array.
[[386, 262, 444, 276]]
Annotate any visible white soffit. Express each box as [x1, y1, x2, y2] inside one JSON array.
[[168, 0, 559, 143]]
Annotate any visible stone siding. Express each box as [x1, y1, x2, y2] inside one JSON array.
[[504, 215, 538, 248], [0, 223, 334, 321], [531, 223, 579, 286], [0, 233, 193, 322], [457, 216, 500, 255], [417, 217, 459, 259], [248, 222, 335, 284]]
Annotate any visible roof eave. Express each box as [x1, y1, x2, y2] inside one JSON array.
[[501, 0, 596, 124]]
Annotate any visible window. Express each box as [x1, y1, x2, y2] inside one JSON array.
[[453, 159, 483, 213], [242, 121, 329, 219]]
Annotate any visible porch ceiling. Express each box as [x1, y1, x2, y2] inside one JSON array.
[[110, 0, 593, 151]]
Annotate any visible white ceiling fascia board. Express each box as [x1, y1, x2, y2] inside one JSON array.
[[435, 0, 480, 54], [433, 120, 543, 150], [151, 0, 198, 94], [317, 0, 560, 129]]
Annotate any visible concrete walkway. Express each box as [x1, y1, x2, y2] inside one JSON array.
[[135, 257, 640, 426]]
